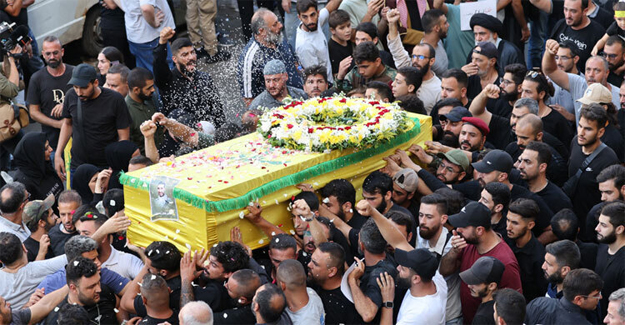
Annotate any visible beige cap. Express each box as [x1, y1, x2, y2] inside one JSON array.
[[577, 83, 612, 105]]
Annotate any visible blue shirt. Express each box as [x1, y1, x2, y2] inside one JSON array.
[[238, 37, 303, 99], [37, 267, 128, 295]]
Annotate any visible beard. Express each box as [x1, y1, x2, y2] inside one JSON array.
[[177, 60, 196, 76], [502, 89, 518, 101], [419, 223, 441, 240], [546, 270, 564, 284], [138, 91, 153, 101], [460, 140, 480, 151], [267, 30, 284, 46], [441, 131, 459, 148], [597, 230, 617, 244], [305, 23, 318, 31], [47, 59, 61, 68], [415, 60, 430, 74], [376, 199, 388, 214], [396, 274, 412, 289]]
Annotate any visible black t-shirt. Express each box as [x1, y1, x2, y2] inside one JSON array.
[[536, 181, 573, 214], [506, 235, 548, 302], [602, 124, 624, 163], [453, 180, 483, 202], [45, 287, 117, 325], [550, 19, 606, 72], [504, 142, 569, 187], [26, 65, 74, 150], [488, 114, 514, 150], [510, 185, 553, 237], [360, 256, 398, 324], [313, 285, 363, 325], [488, 98, 513, 118], [576, 239, 598, 270], [590, 6, 614, 30], [24, 237, 54, 262], [388, 203, 418, 247], [47, 224, 77, 257], [134, 276, 182, 316], [567, 142, 619, 233], [100, 7, 125, 30], [192, 279, 229, 311], [139, 311, 179, 325], [472, 300, 496, 325], [595, 245, 625, 318], [542, 109, 573, 149], [467, 75, 502, 101], [214, 304, 256, 324], [328, 39, 353, 75], [583, 202, 605, 243], [607, 71, 623, 87], [62, 87, 132, 169]]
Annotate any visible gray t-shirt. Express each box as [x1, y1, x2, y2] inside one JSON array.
[[285, 287, 325, 325], [566, 73, 620, 123], [10, 307, 30, 325]]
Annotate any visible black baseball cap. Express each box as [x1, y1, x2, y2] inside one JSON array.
[[459, 256, 505, 285], [448, 201, 491, 229], [471, 150, 513, 174], [440, 106, 472, 123], [68, 63, 97, 87], [394, 248, 438, 280]]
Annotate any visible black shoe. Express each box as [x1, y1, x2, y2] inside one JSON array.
[[195, 47, 210, 59], [205, 50, 231, 64]]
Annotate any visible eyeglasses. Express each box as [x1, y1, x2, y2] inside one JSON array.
[[554, 55, 571, 61], [411, 54, 430, 60], [581, 293, 602, 299], [438, 162, 461, 174], [602, 53, 619, 60], [500, 79, 514, 86]]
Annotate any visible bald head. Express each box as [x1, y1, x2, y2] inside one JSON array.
[[276, 259, 306, 291], [179, 301, 213, 325], [230, 269, 261, 300], [140, 273, 169, 308], [517, 114, 543, 135]]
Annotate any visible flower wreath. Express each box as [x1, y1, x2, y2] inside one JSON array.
[[259, 96, 414, 152]]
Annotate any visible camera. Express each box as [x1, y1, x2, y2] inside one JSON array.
[[0, 22, 32, 59]]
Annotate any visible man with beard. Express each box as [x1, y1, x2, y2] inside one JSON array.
[[249, 60, 307, 111], [440, 201, 522, 324], [126, 67, 164, 153], [594, 202, 625, 318], [45, 257, 117, 324], [517, 141, 572, 212], [307, 242, 362, 325], [577, 88, 625, 162], [478, 182, 511, 237], [386, 9, 441, 113], [302, 65, 329, 98], [550, 210, 599, 271], [54, 64, 132, 181], [438, 106, 471, 148], [154, 27, 225, 127], [213, 269, 260, 324], [239, 8, 303, 105], [458, 117, 488, 153], [542, 239, 581, 299], [27, 36, 74, 156], [459, 256, 505, 325], [562, 105, 619, 236], [543, 40, 620, 124], [48, 190, 81, 256], [464, 42, 501, 100], [467, 13, 524, 75], [22, 195, 57, 261], [504, 198, 548, 302], [294, 0, 342, 84], [603, 36, 625, 86], [487, 63, 525, 119], [390, 168, 420, 218], [585, 164, 625, 239]]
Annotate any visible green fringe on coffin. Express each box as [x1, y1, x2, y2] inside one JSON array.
[[120, 117, 421, 213]]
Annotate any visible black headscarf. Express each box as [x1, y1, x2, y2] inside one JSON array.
[[105, 140, 139, 190], [14, 132, 54, 183], [73, 164, 101, 204]]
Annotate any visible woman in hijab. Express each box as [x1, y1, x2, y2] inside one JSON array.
[[13, 132, 63, 201], [73, 164, 106, 204], [105, 140, 140, 190]]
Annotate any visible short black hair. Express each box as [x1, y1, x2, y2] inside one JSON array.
[[601, 201, 625, 228], [396, 95, 426, 114], [355, 22, 378, 40], [504, 63, 527, 85], [103, 189, 124, 217], [493, 288, 526, 325], [293, 191, 319, 211], [421, 9, 445, 33], [366, 81, 394, 102], [416, 42, 436, 59], [57, 304, 90, 325], [72, 205, 108, 228], [146, 241, 182, 273], [484, 182, 511, 212], [581, 103, 608, 129], [231, 269, 261, 300], [359, 218, 387, 254], [353, 41, 380, 63], [296, 0, 317, 14], [171, 37, 194, 55], [563, 268, 603, 302], [317, 242, 346, 275], [66, 256, 99, 286], [328, 9, 350, 29], [606, 35, 625, 49], [0, 232, 23, 265], [129, 155, 154, 167], [100, 46, 124, 65], [0, 182, 26, 214], [420, 193, 448, 215], [551, 209, 579, 241], [255, 284, 286, 323], [303, 64, 328, 83], [363, 170, 393, 196], [441, 69, 468, 89], [524, 70, 555, 98], [525, 141, 552, 167], [209, 241, 250, 273], [127, 67, 154, 90], [434, 187, 466, 215], [387, 210, 414, 237], [545, 239, 581, 269], [59, 190, 82, 206], [320, 179, 356, 207], [559, 40, 579, 57], [269, 233, 297, 251], [596, 164, 625, 189], [397, 66, 424, 94], [508, 198, 539, 221]]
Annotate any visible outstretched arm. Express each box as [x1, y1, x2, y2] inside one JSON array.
[[355, 200, 413, 251]]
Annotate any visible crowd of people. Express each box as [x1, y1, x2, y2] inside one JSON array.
[[0, 0, 624, 324]]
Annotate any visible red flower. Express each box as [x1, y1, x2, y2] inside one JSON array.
[[339, 99, 347, 103], [345, 126, 352, 130], [308, 128, 314, 133], [287, 124, 294, 129]]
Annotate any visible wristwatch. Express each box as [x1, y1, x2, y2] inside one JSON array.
[[382, 301, 394, 308]]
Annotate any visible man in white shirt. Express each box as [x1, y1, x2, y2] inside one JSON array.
[[0, 183, 31, 242], [276, 259, 325, 324], [295, 0, 342, 84]]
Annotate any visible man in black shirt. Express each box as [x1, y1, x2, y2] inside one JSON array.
[[550, 0, 605, 72], [488, 63, 525, 118], [478, 182, 511, 238], [584, 164, 625, 240], [459, 256, 505, 325], [468, 14, 525, 76], [594, 202, 625, 318], [391, 168, 420, 220], [603, 36, 625, 86], [48, 190, 81, 257], [27, 36, 74, 153], [154, 27, 225, 126], [517, 141, 572, 212], [134, 273, 178, 324], [54, 63, 132, 180], [550, 210, 598, 271], [464, 42, 501, 100], [504, 198, 548, 302], [22, 195, 56, 262], [214, 269, 260, 324], [563, 105, 619, 234]]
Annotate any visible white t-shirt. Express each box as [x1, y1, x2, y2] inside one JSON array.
[[418, 75, 442, 114], [119, 0, 176, 44], [396, 272, 448, 325], [286, 287, 325, 325], [101, 246, 144, 280], [295, 8, 333, 84]]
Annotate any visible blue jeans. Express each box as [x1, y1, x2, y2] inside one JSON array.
[[128, 38, 174, 73], [284, 2, 331, 50], [445, 316, 463, 325], [528, 10, 548, 69]]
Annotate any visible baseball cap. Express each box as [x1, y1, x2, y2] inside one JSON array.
[[473, 42, 498, 60], [462, 117, 490, 136], [459, 256, 505, 285], [440, 106, 472, 123], [577, 83, 612, 105], [448, 201, 491, 228], [437, 149, 470, 172], [264, 59, 286, 75], [471, 150, 513, 174], [395, 248, 438, 280], [23, 194, 55, 226], [68, 63, 98, 87], [393, 168, 419, 193]]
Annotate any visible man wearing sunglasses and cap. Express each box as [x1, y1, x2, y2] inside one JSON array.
[[22, 195, 57, 262]]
